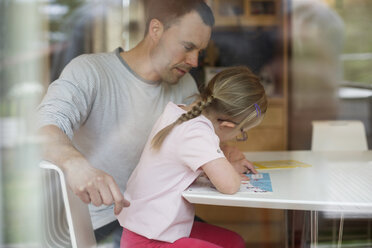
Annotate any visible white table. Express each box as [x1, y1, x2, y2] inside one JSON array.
[[182, 150, 372, 247]]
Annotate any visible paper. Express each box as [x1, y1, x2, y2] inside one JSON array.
[[241, 173, 273, 193], [253, 160, 311, 170], [187, 173, 273, 193]]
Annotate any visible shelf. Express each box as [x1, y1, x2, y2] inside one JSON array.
[[204, 0, 289, 152], [208, 0, 282, 27]]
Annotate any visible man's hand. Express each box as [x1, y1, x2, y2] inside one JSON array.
[[63, 157, 130, 215], [39, 125, 130, 215], [220, 144, 257, 175]]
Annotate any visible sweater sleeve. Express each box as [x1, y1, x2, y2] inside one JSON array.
[[37, 55, 98, 139]]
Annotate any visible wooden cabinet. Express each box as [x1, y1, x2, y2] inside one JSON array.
[[195, 205, 287, 246]]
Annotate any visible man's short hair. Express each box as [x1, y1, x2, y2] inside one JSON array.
[[145, 0, 215, 34]]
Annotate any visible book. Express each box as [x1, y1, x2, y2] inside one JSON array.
[[253, 160, 311, 170], [187, 173, 273, 193], [241, 173, 273, 193]]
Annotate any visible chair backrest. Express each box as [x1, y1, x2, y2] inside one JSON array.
[[311, 120, 368, 151], [40, 161, 97, 248]]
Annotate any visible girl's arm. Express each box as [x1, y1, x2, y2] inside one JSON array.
[[220, 144, 258, 174], [201, 158, 241, 194]]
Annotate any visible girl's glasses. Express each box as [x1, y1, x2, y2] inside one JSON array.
[[236, 129, 248, 142], [217, 119, 248, 142]]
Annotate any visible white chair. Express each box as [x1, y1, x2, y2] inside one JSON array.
[[311, 120, 370, 246], [40, 161, 97, 248], [311, 120, 368, 151]]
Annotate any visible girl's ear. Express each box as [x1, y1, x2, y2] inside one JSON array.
[[148, 19, 164, 42], [219, 121, 236, 129]]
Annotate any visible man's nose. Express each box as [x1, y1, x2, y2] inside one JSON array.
[[185, 51, 199, 68]]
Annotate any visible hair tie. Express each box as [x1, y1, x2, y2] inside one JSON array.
[[207, 95, 214, 103], [254, 103, 261, 117]]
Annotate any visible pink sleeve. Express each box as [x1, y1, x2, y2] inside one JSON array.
[[176, 122, 226, 172]]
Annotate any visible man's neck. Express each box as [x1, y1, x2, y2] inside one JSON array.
[[119, 40, 161, 83]]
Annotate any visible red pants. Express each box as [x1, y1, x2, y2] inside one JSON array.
[[120, 221, 246, 248]]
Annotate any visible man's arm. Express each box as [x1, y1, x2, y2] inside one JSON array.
[[40, 125, 130, 215]]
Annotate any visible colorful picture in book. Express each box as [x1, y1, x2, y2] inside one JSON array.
[[241, 173, 273, 193]]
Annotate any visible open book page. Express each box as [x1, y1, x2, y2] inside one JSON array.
[[241, 173, 273, 192], [253, 160, 311, 170], [186, 173, 273, 193]]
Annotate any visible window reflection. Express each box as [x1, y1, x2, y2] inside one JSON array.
[[1, 0, 371, 247], [289, 0, 344, 149]]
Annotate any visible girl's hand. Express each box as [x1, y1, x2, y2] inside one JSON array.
[[231, 157, 257, 174], [220, 144, 258, 174]]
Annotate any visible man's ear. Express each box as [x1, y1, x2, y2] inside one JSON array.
[[219, 121, 236, 129], [148, 19, 163, 42]]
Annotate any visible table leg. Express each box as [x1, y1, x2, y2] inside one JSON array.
[[310, 211, 318, 248], [337, 213, 344, 248]]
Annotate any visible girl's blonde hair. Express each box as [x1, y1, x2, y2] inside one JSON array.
[[151, 66, 267, 150]]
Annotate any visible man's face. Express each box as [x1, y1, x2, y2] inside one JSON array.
[[150, 11, 212, 84]]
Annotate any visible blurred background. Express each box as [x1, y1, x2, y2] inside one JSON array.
[[1, 0, 371, 247]]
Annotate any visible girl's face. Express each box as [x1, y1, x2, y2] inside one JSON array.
[[214, 115, 264, 142], [219, 128, 246, 143], [214, 118, 248, 143]]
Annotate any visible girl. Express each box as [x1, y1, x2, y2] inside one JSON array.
[[117, 66, 267, 247]]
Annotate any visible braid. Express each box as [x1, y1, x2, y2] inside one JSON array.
[[151, 96, 214, 150], [179, 95, 214, 122]]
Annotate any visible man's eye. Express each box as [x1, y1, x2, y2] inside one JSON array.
[[184, 46, 192, 51]]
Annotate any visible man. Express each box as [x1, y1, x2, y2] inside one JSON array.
[[38, 0, 254, 245]]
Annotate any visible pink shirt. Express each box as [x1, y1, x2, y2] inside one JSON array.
[[117, 102, 225, 242]]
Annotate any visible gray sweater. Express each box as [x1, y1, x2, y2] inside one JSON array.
[[38, 48, 198, 228]]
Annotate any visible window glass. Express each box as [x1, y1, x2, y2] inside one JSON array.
[[1, 0, 371, 247]]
